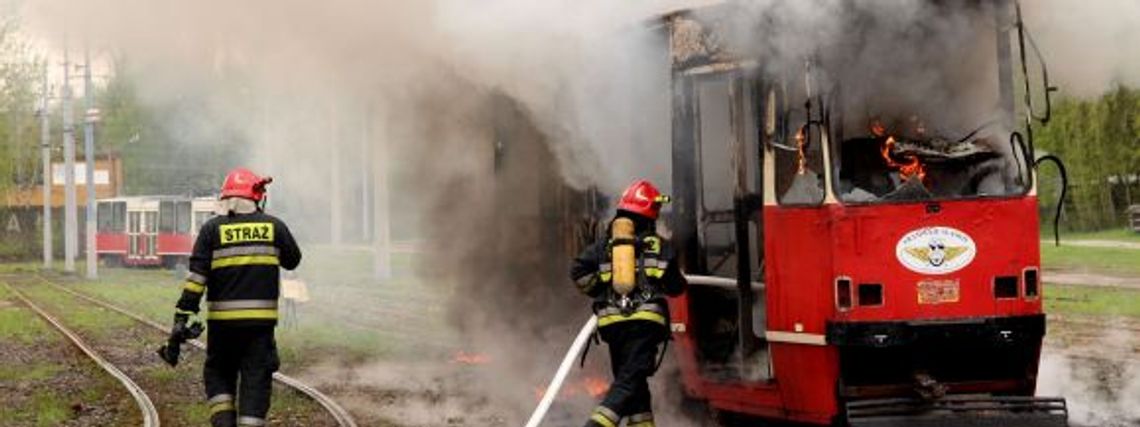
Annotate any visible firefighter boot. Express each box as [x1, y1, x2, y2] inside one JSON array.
[[210, 411, 237, 427], [584, 406, 621, 427]]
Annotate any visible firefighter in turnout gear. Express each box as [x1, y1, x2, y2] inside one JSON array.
[[571, 180, 687, 427], [170, 167, 302, 427]]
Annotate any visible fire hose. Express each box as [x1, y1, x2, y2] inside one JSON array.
[[524, 314, 599, 427]]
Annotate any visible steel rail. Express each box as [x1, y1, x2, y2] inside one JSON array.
[[3, 282, 161, 427], [37, 276, 358, 427]]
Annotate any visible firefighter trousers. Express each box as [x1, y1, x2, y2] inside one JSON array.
[[585, 319, 667, 427], [204, 325, 279, 427]]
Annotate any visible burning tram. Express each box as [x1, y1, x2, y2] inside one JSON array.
[[661, 1, 1068, 426], [96, 196, 216, 268]]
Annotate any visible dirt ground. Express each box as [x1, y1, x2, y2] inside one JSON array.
[[2, 274, 338, 427], [0, 288, 139, 426], [5, 260, 1140, 427], [1040, 314, 1140, 427]]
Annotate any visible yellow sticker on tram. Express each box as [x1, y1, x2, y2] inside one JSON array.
[[219, 222, 274, 245]]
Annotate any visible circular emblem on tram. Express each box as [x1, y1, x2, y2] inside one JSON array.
[[895, 226, 976, 275]]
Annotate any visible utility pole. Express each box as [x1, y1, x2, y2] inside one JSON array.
[[330, 107, 343, 245], [359, 107, 371, 243], [62, 45, 77, 273], [372, 110, 391, 280], [83, 47, 97, 279], [40, 60, 52, 269]]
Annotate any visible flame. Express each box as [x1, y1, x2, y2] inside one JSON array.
[[452, 351, 490, 365], [534, 376, 610, 400], [795, 127, 807, 175], [870, 120, 887, 138], [880, 136, 927, 183], [582, 376, 609, 398]]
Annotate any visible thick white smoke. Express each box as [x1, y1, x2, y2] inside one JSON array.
[[19, 0, 1140, 425], [21, 1, 687, 424], [1022, 0, 1140, 98]]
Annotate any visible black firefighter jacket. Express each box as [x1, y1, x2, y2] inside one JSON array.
[[570, 230, 686, 329], [176, 211, 302, 327]]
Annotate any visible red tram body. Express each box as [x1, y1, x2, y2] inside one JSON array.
[[96, 196, 216, 268], [662, 1, 1067, 426]]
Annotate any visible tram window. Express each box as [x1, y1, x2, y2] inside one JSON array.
[[97, 203, 113, 232], [145, 211, 158, 256], [145, 212, 158, 233], [176, 202, 192, 234], [113, 203, 126, 232], [99, 202, 126, 232], [775, 93, 825, 205], [159, 201, 175, 233], [698, 79, 733, 212]]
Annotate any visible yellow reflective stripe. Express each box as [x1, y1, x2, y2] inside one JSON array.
[[599, 272, 612, 282], [590, 413, 617, 427], [598, 311, 666, 327], [183, 281, 206, 293], [644, 267, 665, 278], [211, 255, 279, 269], [176, 309, 196, 316], [209, 402, 235, 415], [206, 309, 278, 320]]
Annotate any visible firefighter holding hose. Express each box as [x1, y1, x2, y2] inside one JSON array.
[[571, 180, 687, 427], [162, 167, 302, 427]]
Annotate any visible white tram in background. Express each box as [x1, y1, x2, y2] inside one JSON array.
[[96, 196, 216, 268]]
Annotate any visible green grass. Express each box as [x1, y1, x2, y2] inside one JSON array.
[[16, 284, 135, 339], [1045, 284, 1140, 318], [0, 286, 53, 343], [56, 267, 424, 363], [175, 404, 211, 426], [7, 274, 326, 424], [1040, 243, 1140, 276], [0, 362, 63, 382], [21, 245, 449, 366], [1046, 227, 1140, 243], [29, 390, 71, 427]]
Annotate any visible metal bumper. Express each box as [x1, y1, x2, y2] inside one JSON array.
[[846, 396, 1068, 427]]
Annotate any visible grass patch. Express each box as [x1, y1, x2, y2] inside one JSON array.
[[1047, 227, 1140, 243], [25, 245, 450, 364], [16, 284, 135, 339], [29, 390, 71, 427], [176, 405, 211, 426], [0, 287, 52, 343], [1040, 243, 1140, 276], [0, 362, 62, 382], [142, 364, 180, 385], [1045, 284, 1140, 318]]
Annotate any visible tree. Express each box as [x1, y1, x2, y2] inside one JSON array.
[[1036, 86, 1140, 231], [0, 18, 41, 201]]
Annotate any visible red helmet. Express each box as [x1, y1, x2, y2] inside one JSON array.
[[220, 167, 272, 202], [616, 180, 670, 220]]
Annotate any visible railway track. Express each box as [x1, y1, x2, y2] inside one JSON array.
[[34, 275, 359, 427], [2, 281, 161, 427]]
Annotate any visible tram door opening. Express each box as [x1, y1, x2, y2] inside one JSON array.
[[127, 209, 157, 260], [682, 72, 770, 382]]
